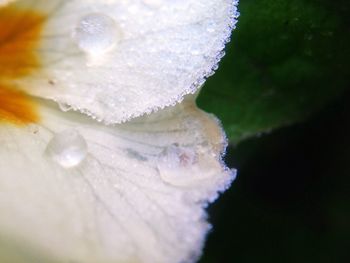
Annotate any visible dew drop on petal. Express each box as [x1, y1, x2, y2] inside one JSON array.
[[156, 144, 198, 185], [45, 129, 88, 168], [206, 22, 216, 33], [158, 144, 196, 168], [72, 13, 121, 56], [58, 102, 72, 112]]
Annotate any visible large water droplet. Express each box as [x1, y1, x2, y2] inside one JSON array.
[[46, 129, 88, 168], [156, 144, 198, 186], [161, 144, 196, 167], [73, 13, 121, 56]]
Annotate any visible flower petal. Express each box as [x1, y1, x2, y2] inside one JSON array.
[[0, 96, 235, 263], [2, 0, 238, 123]]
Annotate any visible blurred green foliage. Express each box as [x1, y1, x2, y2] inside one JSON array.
[[198, 0, 350, 262], [198, 0, 350, 143]]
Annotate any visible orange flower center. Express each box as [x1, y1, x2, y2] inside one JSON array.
[[0, 5, 46, 125]]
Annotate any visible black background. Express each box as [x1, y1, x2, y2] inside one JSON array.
[[200, 91, 350, 262]]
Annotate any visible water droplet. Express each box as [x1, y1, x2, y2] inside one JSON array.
[[206, 22, 216, 33], [58, 102, 72, 112], [46, 129, 88, 168], [73, 13, 121, 56], [190, 46, 200, 55], [159, 144, 196, 167], [156, 144, 198, 185]]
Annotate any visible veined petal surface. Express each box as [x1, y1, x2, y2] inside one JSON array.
[[2, 0, 239, 123], [0, 96, 235, 263]]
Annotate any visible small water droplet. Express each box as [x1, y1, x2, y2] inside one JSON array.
[[190, 46, 200, 55], [58, 102, 72, 112], [206, 22, 216, 33], [46, 129, 88, 168], [160, 145, 196, 167], [73, 13, 121, 56], [156, 144, 198, 185]]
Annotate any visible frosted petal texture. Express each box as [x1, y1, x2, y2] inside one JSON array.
[[10, 0, 239, 123], [0, 97, 235, 263]]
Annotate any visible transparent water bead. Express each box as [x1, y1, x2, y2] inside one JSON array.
[[157, 144, 198, 186], [73, 13, 121, 56], [58, 102, 73, 112], [45, 129, 88, 168]]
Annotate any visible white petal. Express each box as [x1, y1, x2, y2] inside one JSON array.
[[0, 96, 235, 263], [7, 0, 238, 123]]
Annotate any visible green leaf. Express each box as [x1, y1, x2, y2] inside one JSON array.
[[197, 0, 350, 143]]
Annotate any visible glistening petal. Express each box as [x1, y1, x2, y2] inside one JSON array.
[[2, 0, 238, 123], [0, 96, 235, 263]]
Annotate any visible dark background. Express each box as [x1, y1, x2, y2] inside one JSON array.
[[200, 91, 350, 263], [197, 0, 350, 262]]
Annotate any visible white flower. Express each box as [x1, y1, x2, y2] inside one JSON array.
[[0, 1, 239, 263]]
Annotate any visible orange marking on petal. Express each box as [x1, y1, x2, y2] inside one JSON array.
[[0, 85, 39, 124], [0, 5, 47, 125]]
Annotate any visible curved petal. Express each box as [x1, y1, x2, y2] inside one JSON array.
[[0, 96, 235, 263], [1, 0, 239, 123]]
